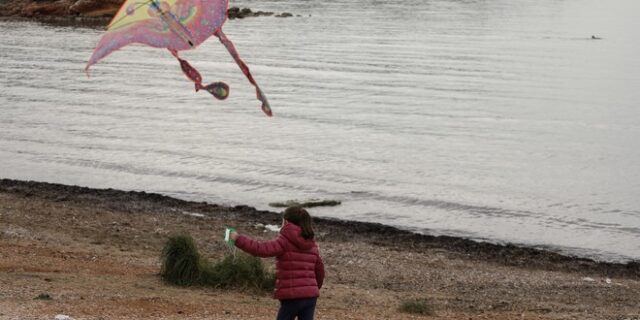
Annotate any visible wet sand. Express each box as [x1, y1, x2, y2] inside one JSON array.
[[1, 179, 638, 319]]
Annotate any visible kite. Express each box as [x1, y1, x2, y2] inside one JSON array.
[[86, 0, 272, 116]]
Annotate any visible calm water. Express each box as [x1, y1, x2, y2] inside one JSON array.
[[1, 0, 639, 262]]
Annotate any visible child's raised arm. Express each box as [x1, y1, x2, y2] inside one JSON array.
[[234, 233, 286, 258]]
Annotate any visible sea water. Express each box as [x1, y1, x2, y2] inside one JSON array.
[[1, 0, 639, 261]]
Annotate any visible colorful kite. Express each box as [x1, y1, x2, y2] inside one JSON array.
[[86, 0, 272, 116]]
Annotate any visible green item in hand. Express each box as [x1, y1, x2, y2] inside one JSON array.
[[224, 227, 236, 245]]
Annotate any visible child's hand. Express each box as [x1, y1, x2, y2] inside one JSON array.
[[230, 231, 239, 240]]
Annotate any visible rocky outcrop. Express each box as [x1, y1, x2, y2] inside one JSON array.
[[21, 0, 75, 17], [0, 0, 32, 16], [0, 0, 118, 17], [69, 0, 122, 17], [275, 12, 293, 18], [227, 6, 275, 19], [0, 0, 295, 20]]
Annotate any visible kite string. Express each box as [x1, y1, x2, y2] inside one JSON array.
[[225, 242, 237, 262], [107, 0, 153, 29]]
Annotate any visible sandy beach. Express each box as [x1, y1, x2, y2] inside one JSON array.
[[2, 0, 640, 318], [0, 179, 638, 319]]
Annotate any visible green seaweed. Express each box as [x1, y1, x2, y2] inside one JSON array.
[[160, 234, 275, 292]]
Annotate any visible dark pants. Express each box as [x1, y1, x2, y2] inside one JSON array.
[[276, 297, 318, 320]]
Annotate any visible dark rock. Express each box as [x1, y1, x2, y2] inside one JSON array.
[[0, 0, 27, 16], [69, 0, 122, 17], [227, 6, 275, 19], [255, 11, 274, 17], [269, 199, 341, 208], [1, 0, 122, 18], [21, 0, 74, 17], [275, 12, 293, 18]]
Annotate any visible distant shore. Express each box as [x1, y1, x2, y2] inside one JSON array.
[[1, 178, 639, 319], [0, 0, 294, 27]]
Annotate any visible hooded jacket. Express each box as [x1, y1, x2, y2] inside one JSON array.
[[235, 222, 325, 300]]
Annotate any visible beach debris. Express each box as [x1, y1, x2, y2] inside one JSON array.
[[581, 276, 615, 285], [35, 293, 52, 300], [254, 223, 280, 232], [154, 227, 168, 235], [269, 199, 342, 208], [86, 0, 272, 116], [182, 211, 205, 218], [264, 224, 281, 232], [54, 315, 75, 320], [2, 225, 31, 239]]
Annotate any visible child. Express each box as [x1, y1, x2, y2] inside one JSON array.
[[229, 206, 325, 320]]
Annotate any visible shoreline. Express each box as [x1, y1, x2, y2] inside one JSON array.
[[1, 178, 639, 319], [2, 178, 638, 278]]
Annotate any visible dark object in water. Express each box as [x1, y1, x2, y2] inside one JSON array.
[[269, 199, 342, 208], [591, 35, 602, 40]]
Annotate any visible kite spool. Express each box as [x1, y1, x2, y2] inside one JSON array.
[[224, 226, 237, 261]]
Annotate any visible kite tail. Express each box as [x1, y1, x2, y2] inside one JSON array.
[[169, 49, 203, 90], [202, 82, 230, 100], [169, 49, 229, 100], [214, 29, 272, 117]]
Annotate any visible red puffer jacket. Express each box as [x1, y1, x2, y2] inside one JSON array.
[[235, 223, 325, 300]]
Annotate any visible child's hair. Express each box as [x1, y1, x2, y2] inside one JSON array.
[[283, 206, 315, 240]]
